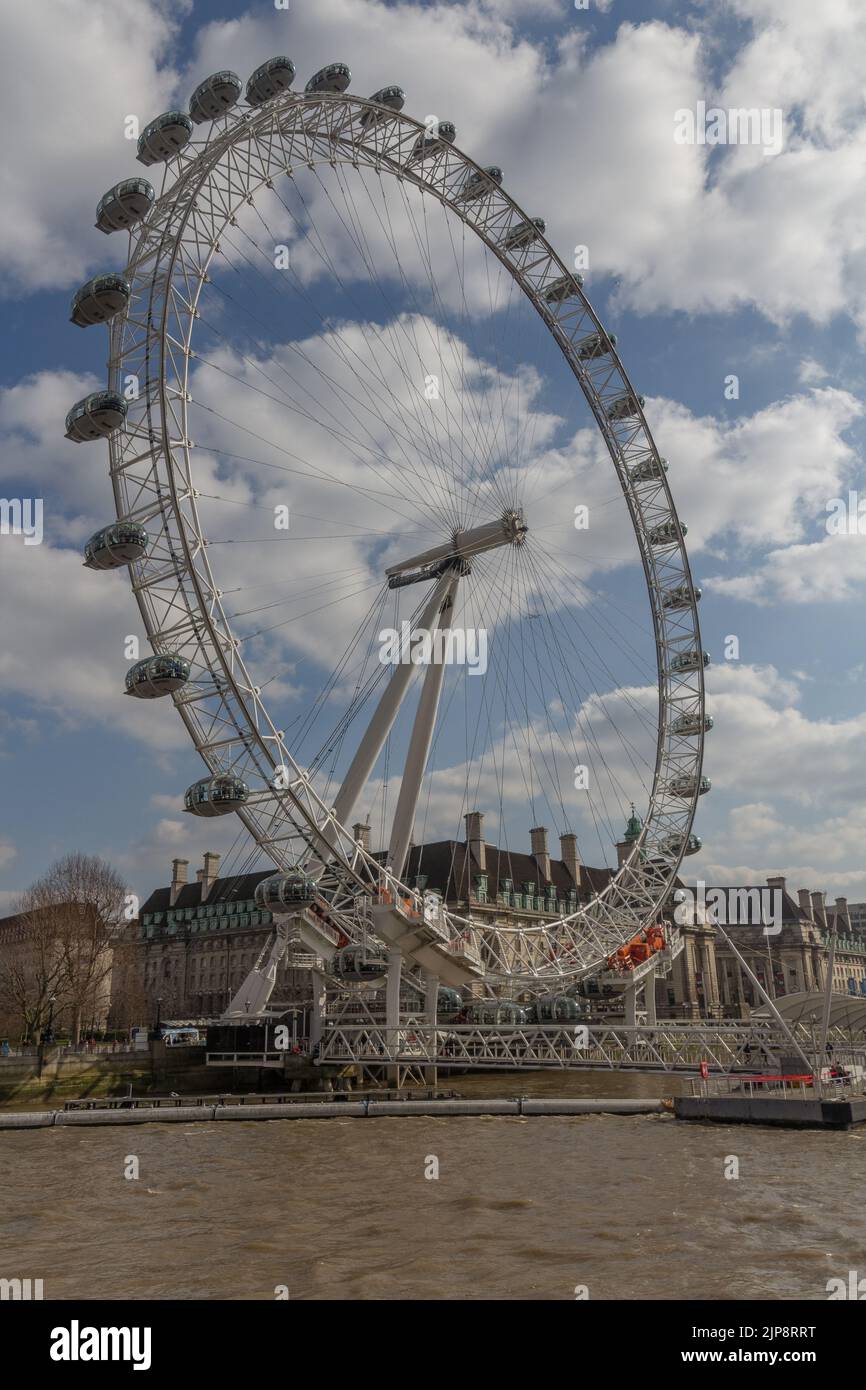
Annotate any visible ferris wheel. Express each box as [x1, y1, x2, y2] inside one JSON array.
[[67, 56, 711, 1003]]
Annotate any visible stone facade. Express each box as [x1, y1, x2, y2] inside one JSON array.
[[124, 827, 865, 1026], [135, 855, 310, 1023]]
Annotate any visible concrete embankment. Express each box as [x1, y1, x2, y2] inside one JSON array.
[[0, 1045, 325, 1109], [0, 1096, 668, 1129]]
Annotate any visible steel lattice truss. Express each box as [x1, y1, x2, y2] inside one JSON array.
[[105, 88, 707, 991], [315, 1022, 783, 1072]]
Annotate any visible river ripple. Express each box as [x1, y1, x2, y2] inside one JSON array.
[[1, 1072, 861, 1300]]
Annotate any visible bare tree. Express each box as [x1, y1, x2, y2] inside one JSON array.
[[0, 899, 69, 1043], [16, 854, 128, 1044]]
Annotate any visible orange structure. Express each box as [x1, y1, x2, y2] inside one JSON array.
[[606, 923, 665, 973]]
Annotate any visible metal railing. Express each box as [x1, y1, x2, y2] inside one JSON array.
[[689, 1068, 861, 1101], [62, 1085, 457, 1111]]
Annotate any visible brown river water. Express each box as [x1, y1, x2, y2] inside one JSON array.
[[1, 1071, 863, 1301]]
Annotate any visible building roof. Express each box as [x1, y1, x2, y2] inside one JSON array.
[[392, 840, 612, 901], [140, 871, 272, 916], [139, 840, 613, 918]]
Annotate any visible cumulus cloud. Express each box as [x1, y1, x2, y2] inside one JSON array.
[[643, 386, 864, 602], [0, 0, 184, 293], [6, 0, 866, 336], [707, 532, 866, 605], [0, 537, 188, 753]]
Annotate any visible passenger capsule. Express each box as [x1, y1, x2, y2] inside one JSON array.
[[527, 995, 583, 1023], [125, 653, 190, 698], [95, 178, 155, 234], [544, 273, 584, 304], [671, 712, 714, 736], [65, 391, 127, 442], [576, 331, 616, 361], [358, 85, 405, 130], [503, 217, 546, 251], [648, 519, 685, 546], [246, 57, 296, 108], [69, 274, 130, 328], [661, 832, 703, 857], [254, 870, 317, 911], [305, 62, 351, 95], [630, 455, 667, 483], [607, 392, 645, 421], [83, 521, 149, 570], [662, 582, 701, 610], [136, 111, 193, 166], [189, 70, 242, 123], [437, 986, 463, 1017], [670, 649, 710, 674], [184, 775, 249, 818], [460, 165, 503, 202], [410, 119, 456, 159], [331, 945, 387, 982], [669, 774, 711, 798], [465, 1000, 526, 1025]]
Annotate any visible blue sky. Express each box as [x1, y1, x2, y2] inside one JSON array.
[[1, 0, 865, 909]]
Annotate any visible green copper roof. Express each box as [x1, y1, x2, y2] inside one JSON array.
[[623, 804, 642, 842]]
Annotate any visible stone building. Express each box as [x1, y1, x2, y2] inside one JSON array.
[[136, 854, 301, 1022], [132, 823, 615, 1021], [127, 822, 862, 1026], [824, 896, 866, 996], [707, 880, 827, 1019]]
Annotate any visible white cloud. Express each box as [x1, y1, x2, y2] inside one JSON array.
[[700, 662, 866, 809], [797, 357, 829, 385], [0, 0, 184, 293], [707, 532, 866, 605], [651, 387, 862, 551], [3, 0, 866, 337], [0, 538, 188, 752]]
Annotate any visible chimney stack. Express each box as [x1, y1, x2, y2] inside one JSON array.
[[798, 888, 813, 919], [835, 897, 851, 932], [170, 858, 188, 907], [464, 811, 486, 872], [811, 891, 828, 929], [201, 851, 221, 899], [560, 833, 581, 886], [353, 821, 371, 852], [530, 826, 551, 883], [766, 875, 786, 894]]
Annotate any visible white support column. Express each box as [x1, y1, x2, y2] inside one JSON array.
[[332, 571, 455, 829], [423, 969, 439, 1024], [422, 969, 439, 1086], [624, 979, 637, 1027], [385, 950, 403, 1086], [644, 970, 657, 1025], [385, 951, 402, 1030], [309, 969, 327, 1050], [388, 575, 459, 879]]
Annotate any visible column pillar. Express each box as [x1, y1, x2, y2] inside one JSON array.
[[624, 979, 637, 1027], [385, 951, 403, 1086], [309, 969, 327, 1049], [422, 969, 439, 1086], [644, 971, 657, 1025]]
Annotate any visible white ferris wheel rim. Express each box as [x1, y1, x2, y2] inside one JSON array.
[[104, 83, 707, 988]]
